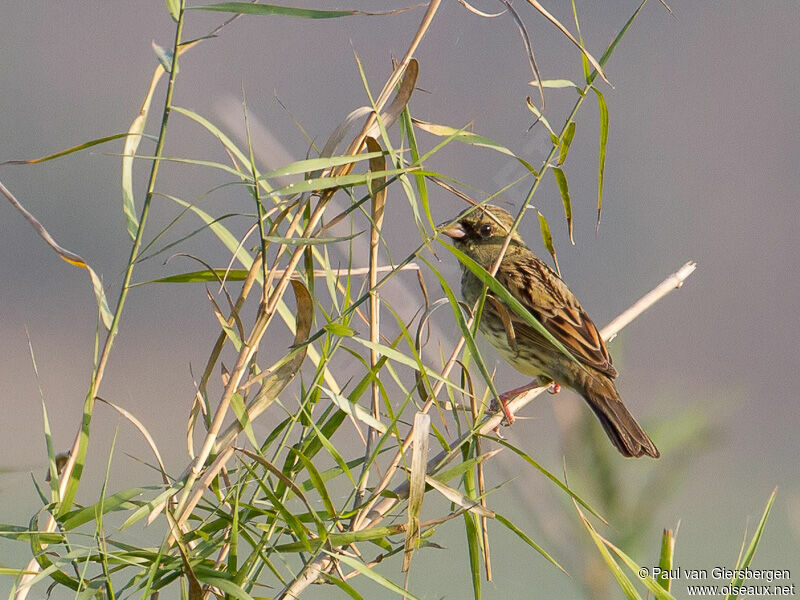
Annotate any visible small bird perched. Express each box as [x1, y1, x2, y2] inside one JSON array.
[[440, 204, 660, 458]]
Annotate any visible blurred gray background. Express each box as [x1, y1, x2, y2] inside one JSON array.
[[1, 1, 798, 598]]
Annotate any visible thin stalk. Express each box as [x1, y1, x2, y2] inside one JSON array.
[[13, 3, 187, 598], [353, 140, 388, 511]]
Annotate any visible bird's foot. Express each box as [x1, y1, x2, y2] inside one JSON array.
[[492, 393, 516, 428], [491, 378, 559, 430], [491, 381, 539, 427]]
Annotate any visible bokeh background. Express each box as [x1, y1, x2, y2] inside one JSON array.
[[1, 1, 798, 598]]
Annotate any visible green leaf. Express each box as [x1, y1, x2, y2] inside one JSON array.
[[0, 567, 32, 576], [324, 322, 356, 337], [658, 528, 675, 592], [230, 392, 257, 448], [0, 525, 64, 544], [126, 153, 248, 177], [577, 511, 643, 600], [320, 572, 366, 600], [35, 375, 60, 503], [162, 194, 251, 263], [725, 488, 777, 600], [165, 0, 180, 20], [536, 210, 560, 277], [306, 417, 355, 486], [1, 133, 134, 166], [432, 449, 501, 484], [171, 107, 261, 192], [600, 537, 677, 600], [194, 570, 255, 600], [257, 151, 387, 181], [56, 397, 97, 516], [412, 119, 536, 172], [597, 0, 649, 70], [60, 487, 150, 530], [253, 476, 313, 552], [190, 3, 367, 18], [290, 449, 336, 518], [265, 167, 421, 199], [323, 551, 421, 599], [348, 337, 467, 393], [208, 291, 243, 351], [464, 511, 482, 600], [557, 121, 576, 165], [552, 168, 574, 244], [150, 269, 250, 283], [273, 525, 401, 553], [592, 88, 609, 232], [319, 386, 387, 434], [495, 513, 566, 574], [120, 483, 182, 529], [297, 456, 366, 494], [570, 0, 591, 82]]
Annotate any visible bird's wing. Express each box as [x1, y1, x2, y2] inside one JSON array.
[[496, 255, 618, 378]]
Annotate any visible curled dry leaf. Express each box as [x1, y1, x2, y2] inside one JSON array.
[[213, 278, 313, 452], [0, 180, 113, 329], [319, 59, 419, 174]]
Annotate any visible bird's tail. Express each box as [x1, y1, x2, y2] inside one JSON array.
[[580, 374, 660, 458]]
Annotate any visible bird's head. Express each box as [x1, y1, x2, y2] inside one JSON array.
[[439, 205, 525, 258]]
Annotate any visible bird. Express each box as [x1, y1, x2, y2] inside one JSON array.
[[440, 204, 660, 458]]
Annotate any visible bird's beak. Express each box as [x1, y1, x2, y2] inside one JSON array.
[[439, 221, 466, 240]]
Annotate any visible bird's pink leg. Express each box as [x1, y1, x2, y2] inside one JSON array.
[[493, 377, 560, 427]]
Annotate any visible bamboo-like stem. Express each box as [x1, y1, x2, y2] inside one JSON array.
[[279, 260, 696, 597], [600, 261, 696, 339], [354, 140, 388, 510]]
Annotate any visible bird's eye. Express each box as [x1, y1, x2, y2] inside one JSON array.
[[479, 224, 493, 238]]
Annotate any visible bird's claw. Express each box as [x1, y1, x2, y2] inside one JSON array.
[[490, 395, 516, 427], [491, 424, 506, 438]]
